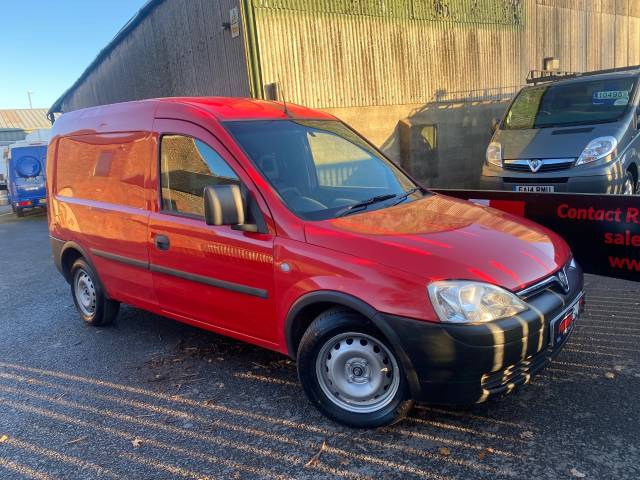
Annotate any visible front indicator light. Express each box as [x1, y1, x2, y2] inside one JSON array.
[[428, 281, 528, 324]]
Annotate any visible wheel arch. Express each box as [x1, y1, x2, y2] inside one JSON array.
[[57, 241, 106, 294], [58, 241, 89, 282], [284, 290, 421, 397]]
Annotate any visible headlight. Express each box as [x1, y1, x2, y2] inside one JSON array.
[[575, 136, 617, 166], [486, 142, 502, 167], [428, 281, 528, 324]]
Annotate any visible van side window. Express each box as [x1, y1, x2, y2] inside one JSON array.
[[160, 135, 239, 218]]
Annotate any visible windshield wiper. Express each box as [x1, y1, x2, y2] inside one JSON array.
[[535, 118, 618, 129], [389, 187, 422, 206], [335, 194, 397, 218]]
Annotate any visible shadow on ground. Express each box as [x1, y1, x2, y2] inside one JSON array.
[[0, 215, 638, 479]]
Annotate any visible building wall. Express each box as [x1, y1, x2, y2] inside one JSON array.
[[56, 0, 250, 113], [325, 101, 510, 188], [53, 0, 640, 188], [253, 0, 531, 109], [251, 0, 640, 187]]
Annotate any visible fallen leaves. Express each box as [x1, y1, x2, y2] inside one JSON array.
[[570, 467, 587, 478], [305, 439, 327, 467], [520, 430, 535, 440], [438, 447, 450, 456], [473, 447, 495, 461], [0, 434, 8, 444], [62, 436, 87, 446], [131, 438, 143, 448], [604, 372, 615, 379]]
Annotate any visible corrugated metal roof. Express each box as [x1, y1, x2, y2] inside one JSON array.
[[0, 109, 51, 130]]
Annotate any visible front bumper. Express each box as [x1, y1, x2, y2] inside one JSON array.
[[480, 162, 627, 194], [379, 263, 584, 404]]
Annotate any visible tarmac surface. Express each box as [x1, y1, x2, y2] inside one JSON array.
[[0, 209, 638, 479]]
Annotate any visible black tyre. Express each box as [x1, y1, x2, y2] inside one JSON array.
[[70, 258, 120, 326], [15, 207, 24, 218], [297, 308, 413, 428]]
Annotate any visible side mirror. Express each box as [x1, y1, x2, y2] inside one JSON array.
[[490, 118, 500, 134], [203, 184, 258, 232]]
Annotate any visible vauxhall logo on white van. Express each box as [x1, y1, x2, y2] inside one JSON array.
[[527, 159, 543, 173]]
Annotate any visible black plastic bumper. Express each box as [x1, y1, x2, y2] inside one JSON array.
[[379, 264, 584, 404]]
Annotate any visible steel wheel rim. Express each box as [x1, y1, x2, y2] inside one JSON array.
[[315, 332, 400, 414], [74, 269, 97, 317]]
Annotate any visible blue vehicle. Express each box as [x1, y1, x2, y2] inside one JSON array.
[[8, 143, 47, 217]]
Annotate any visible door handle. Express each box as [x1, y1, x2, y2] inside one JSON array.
[[154, 234, 170, 251]]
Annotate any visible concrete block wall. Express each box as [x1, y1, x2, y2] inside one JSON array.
[[324, 101, 510, 189]]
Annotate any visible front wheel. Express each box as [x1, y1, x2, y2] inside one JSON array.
[[70, 258, 120, 326], [297, 308, 413, 428]]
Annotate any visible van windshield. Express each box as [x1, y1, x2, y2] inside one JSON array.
[[225, 120, 422, 221], [503, 77, 637, 130]]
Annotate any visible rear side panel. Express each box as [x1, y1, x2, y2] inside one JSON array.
[[50, 131, 157, 311]]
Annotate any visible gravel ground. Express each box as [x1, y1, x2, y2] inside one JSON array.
[[0, 211, 638, 480]]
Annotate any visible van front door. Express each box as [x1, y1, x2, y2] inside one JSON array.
[[148, 119, 278, 346]]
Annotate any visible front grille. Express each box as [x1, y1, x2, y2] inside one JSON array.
[[517, 260, 573, 299], [503, 177, 569, 184], [518, 273, 565, 298], [503, 159, 575, 173]]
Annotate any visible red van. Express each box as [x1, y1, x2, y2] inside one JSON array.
[[47, 98, 584, 427]]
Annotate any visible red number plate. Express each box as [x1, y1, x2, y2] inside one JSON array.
[[551, 297, 582, 347]]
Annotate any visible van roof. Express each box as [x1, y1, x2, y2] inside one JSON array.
[[9, 141, 48, 150], [160, 97, 335, 121], [51, 97, 336, 137], [528, 68, 640, 89]]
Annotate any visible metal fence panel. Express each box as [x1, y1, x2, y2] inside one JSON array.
[[252, 0, 640, 109]]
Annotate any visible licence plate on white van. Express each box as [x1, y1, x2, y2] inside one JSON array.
[[513, 185, 555, 193]]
